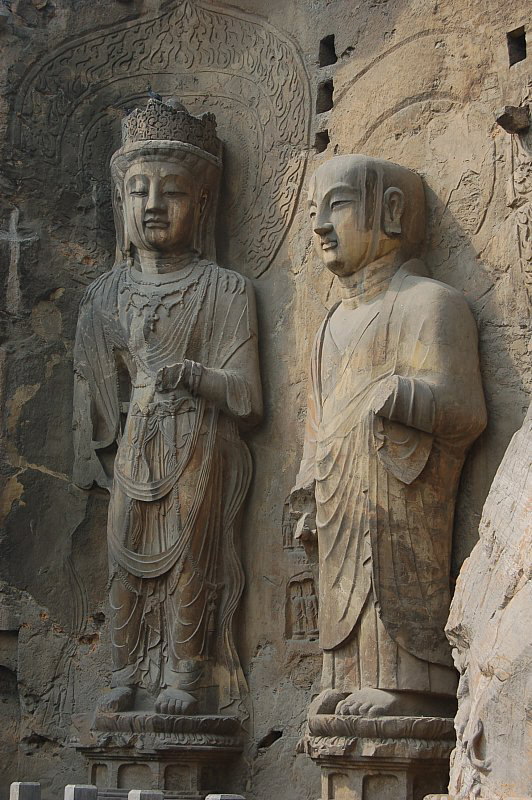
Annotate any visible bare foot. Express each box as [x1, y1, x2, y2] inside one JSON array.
[[155, 687, 198, 715], [336, 688, 402, 717], [97, 686, 134, 713], [336, 688, 456, 718], [309, 689, 349, 715]]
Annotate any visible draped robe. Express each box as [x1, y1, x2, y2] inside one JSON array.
[[294, 260, 486, 694], [73, 259, 261, 712]]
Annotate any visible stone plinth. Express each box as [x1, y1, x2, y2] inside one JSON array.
[[78, 714, 243, 800], [298, 715, 455, 800]]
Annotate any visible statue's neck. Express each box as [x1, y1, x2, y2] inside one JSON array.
[[134, 249, 198, 275], [338, 251, 402, 309]]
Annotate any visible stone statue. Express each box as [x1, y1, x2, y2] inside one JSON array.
[[73, 99, 262, 717], [291, 155, 487, 719]]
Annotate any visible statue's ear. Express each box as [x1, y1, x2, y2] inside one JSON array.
[[383, 186, 404, 236], [112, 183, 132, 265], [199, 188, 209, 217]]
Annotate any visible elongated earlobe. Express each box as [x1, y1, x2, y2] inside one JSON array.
[[383, 186, 404, 236], [193, 188, 209, 256], [112, 183, 133, 266]]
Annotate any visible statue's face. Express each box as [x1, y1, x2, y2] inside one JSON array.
[[308, 158, 373, 277], [122, 159, 199, 255]]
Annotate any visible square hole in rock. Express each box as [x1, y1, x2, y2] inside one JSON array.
[[314, 130, 330, 153], [319, 34, 337, 66], [507, 26, 527, 66], [316, 79, 334, 113]]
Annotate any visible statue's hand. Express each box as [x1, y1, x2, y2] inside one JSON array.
[[371, 376, 398, 419], [156, 363, 185, 393], [288, 485, 317, 543], [294, 511, 317, 543]]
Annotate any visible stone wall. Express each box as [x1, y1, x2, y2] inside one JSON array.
[[0, 1, 530, 799]]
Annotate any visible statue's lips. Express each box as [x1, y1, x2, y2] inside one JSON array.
[[321, 240, 338, 251], [144, 220, 169, 229]]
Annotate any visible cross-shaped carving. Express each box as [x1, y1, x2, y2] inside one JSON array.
[[0, 208, 38, 315]]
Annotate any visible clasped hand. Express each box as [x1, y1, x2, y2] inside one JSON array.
[[155, 362, 187, 393], [156, 360, 204, 396]]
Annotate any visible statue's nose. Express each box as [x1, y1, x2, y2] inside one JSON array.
[[146, 185, 165, 211], [314, 222, 334, 236]]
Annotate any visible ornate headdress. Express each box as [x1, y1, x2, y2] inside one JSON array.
[[110, 98, 222, 262], [111, 98, 222, 178]]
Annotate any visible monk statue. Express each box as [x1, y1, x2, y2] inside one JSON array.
[[73, 98, 262, 716], [290, 155, 486, 719]]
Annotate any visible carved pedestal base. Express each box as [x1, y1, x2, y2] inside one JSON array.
[[298, 715, 455, 800], [78, 713, 243, 800]]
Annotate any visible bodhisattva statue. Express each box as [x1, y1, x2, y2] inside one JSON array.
[[73, 99, 262, 716], [290, 155, 486, 719]]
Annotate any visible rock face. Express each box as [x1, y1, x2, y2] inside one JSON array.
[[446, 402, 532, 800], [0, 1, 531, 799]]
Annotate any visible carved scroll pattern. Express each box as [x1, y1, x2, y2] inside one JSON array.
[[12, 0, 311, 277], [512, 83, 532, 312]]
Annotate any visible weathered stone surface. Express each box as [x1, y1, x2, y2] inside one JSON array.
[[0, 1, 530, 799], [299, 714, 454, 800], [81, 716, 242, 800], [446, 402, 532, 800]]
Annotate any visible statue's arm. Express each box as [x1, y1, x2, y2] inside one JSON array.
[[373, 286, 487, 443], [372, 374, 435, 433], [157, 278, 262, 426], [200, 276, 262, 426], [72, 290, 121, 492], [286, 324, 324, 542], [194, 334, 262, 426]]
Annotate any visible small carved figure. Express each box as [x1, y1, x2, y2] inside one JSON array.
[[290, 583, 307, 639], [73, 99, 262, 716], [282, 500, 294, 549], [303, 586, 319, 638], [291, 155, 486, 719]]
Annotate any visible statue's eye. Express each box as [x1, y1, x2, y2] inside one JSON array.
[[330, 199, 351, 209], [129, 188, 148, 197]]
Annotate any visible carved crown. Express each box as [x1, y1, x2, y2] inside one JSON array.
[[121, 98, 220, 159]]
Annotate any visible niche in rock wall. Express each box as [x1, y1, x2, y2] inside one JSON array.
[[286, 572, 318, 641], [507, 26, 527, 66]]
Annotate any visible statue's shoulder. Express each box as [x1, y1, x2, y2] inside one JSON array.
[[402, 266, 471, 315], [207, 262, 251, 298], [80, 265, 125, 310]]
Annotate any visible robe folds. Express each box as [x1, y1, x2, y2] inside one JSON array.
[[73, 259, 261, 712], [294, 260, 487, 672]]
